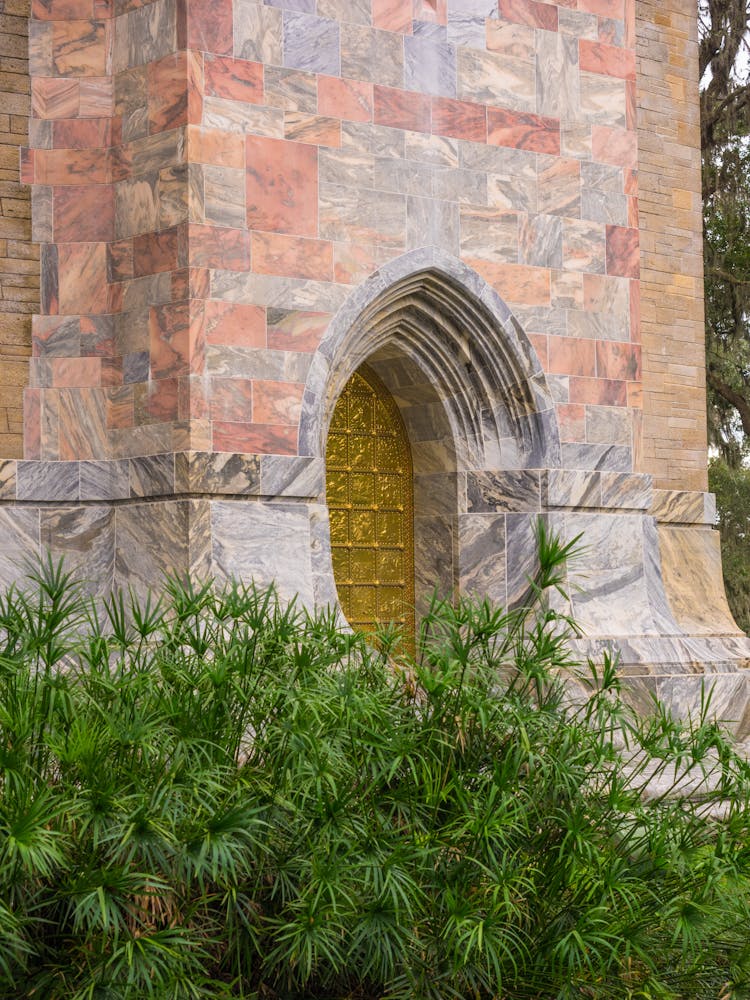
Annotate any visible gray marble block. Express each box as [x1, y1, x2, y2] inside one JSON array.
[[283, 12, 341, 76]]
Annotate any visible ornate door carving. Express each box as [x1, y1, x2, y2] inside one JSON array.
[[326, 365, 415, 639]]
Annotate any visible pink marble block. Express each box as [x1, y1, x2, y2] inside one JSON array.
[[246, 135, 318, 237]]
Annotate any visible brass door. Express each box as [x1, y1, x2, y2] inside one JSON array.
[[326, 365, 415, 639]]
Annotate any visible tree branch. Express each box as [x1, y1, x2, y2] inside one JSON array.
[[707, 369, 750, 437], [705, 265, 750, 286], [701, 84, 750, 135]]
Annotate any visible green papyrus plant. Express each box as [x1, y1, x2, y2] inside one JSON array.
[[1, 525, 750, 999]]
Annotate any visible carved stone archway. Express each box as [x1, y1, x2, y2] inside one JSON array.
[[303, 249, 561, 619], [300, 249, 561, 474]]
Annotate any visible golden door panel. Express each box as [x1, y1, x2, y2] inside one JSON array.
[[325, 365, 415, 638]]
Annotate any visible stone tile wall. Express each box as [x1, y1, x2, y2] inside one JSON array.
[[0, 0, 34, 459], [0, 0, 713, 491], [636, 0, 707, 490], [19, 0, 644, 470]]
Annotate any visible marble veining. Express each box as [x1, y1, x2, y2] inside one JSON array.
[[41, 506, 115, 597], [309, 501, 340, 610], [404, 34, 457, 98], [17, 461, 79, 502], [651, 489, 715, 525], [457, 513, 506, 603], [414, 514, 454, 611], [561, 442, 632, 473], [176, 451, 261, 495], [283, 12, 341, 76], [260, 455, 324, 498], [211, 500, 315, 605], [129, 454, 175, 497], [466, 469, 541, 513], [0, 508, 41, 592], [448, 0, 497, 47], [114, 501, 190, 597], [562, 511, 656, 636], [658, 524, 741, 637], [187, 500, 213, 581], [80, 460, 131, 501], [543, 468, 601, 509], [600, 471, 652, 510], [0, 460, 16, 501]]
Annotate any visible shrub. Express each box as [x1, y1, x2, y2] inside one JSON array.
[[709, 456, 750, 633], [1, 530, 750, 999]]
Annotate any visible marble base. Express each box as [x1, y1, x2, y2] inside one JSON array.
[[0, 456, 748, 734]]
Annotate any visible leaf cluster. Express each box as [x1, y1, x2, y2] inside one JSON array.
[[709, 456, 750, 631], [700, 0, 750, 457], [703, 133, 750, 458], [2, 536, 750, 999]]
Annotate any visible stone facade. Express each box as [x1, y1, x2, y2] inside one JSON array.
[[0, 0, 748, 731], [20, 0, 645, 467], [0, 0, 34, 459]]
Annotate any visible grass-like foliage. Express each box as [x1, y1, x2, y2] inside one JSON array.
[[2, 528, 750, 999]]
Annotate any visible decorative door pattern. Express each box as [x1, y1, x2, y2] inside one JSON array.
[[326, 365, 415, 640]]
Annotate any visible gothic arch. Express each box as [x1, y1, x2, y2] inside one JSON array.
[[299, 248, 561, 472], [305, 249, 562, 620]]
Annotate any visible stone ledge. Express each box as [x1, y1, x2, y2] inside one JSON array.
[[0, 460, 722, 531], [0, 454, 325, 502], [543, 470, 653, 511], [650, 488, 716, 525], [465, 470, 658, 514]]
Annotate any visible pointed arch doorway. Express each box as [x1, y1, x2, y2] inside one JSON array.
[[308, 252, 562, 635], [325, 364, 415, 640]]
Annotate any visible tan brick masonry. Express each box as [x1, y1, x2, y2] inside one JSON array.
[[0, 0, 33, 460], [637, 0, 708, 491]]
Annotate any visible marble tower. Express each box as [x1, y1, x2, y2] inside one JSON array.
[[1, 0, 749, 727]]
